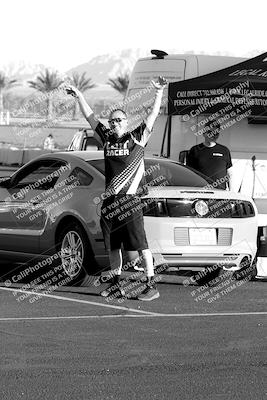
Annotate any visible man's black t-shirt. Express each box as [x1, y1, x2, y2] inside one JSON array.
[[187, 143, 232, 189], [95, 122, 151, 196]]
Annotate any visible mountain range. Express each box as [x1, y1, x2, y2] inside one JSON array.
[[1, 49, 152, 101], [67, 48, 151, 84], [1, 48, 262, 101]]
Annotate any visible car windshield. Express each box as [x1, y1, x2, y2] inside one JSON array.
[[87, 158, 210, 187]]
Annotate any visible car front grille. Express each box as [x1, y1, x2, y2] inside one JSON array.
[[142, 198, 255, 218]]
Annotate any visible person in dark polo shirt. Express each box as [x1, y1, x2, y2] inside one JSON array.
[[187, 120, 233, 190]]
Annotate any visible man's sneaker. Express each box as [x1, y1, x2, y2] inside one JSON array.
[[100, 281, 125, 298], [137, 285, 160, 301]]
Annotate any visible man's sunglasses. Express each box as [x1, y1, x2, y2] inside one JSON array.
[[108, 117, 127, 124]]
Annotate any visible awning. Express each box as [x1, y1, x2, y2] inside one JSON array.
[[168, 52, 267, 118]]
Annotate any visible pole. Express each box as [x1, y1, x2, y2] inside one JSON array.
[[251, 155, 256, 199]]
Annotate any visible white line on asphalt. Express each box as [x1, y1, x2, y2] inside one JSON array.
[[0, 311, 267, 321], [144, 312, 267, 317], [0, 312, 266, 322], [0, 286, 158, 316]]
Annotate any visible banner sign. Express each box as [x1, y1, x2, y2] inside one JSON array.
[[168, 52, 267, 119]]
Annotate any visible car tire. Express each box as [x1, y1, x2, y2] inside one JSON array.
[[56, 222, 97, 286], [232, 257, 257, 281]]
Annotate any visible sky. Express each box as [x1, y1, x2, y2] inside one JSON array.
[[1, 0, 267, 72]]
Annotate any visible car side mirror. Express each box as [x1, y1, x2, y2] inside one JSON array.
[[179, 150, 189, 165]]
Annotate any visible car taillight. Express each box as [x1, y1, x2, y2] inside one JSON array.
[[142, 199, 168, 217], [231, 201, 255, 218], [142, 198, 255, 218], [156, 200, 168, 216]]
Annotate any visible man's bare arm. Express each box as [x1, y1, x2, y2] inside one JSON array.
[[65, 85, 99, 131], [145, 76, 167, 132]]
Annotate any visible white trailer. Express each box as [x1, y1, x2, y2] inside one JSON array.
[[125, 50, 267, 198], [125, 50, 267, 277]]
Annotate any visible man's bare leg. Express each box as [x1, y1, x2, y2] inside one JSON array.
[[137, 249, 160, 301], [100, 249, 125, 298]]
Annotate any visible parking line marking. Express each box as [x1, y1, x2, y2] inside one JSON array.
[[0, 311, 266, 322], [139, 312, 267, 317], [0, 286, 158, 315]]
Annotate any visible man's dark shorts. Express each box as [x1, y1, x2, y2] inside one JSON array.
[[100, 195, 148, 251]]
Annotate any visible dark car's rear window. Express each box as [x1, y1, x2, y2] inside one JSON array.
[[88, 159, 105, 175], [88, 158, 210, 188]]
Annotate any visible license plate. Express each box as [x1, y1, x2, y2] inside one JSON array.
[[189, 228, 217, 245]]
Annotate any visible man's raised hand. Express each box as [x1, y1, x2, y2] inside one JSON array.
[[151, 76, 168, 90], [65, 85, 79, 98]]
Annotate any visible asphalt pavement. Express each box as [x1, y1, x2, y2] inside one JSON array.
[[0, 165, 266, 399], [0, 273, 266, 400]]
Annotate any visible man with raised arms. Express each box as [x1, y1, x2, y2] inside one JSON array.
[[66, 76, 167, 301]]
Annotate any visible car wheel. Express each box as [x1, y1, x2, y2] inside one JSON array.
[[232, 257, 257, 281], [56, 222, 96, 286]]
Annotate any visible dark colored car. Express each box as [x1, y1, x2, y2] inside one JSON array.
[[0, 151, 257, 287]]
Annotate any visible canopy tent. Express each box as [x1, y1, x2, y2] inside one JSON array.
[[168, 52, 267, 119]]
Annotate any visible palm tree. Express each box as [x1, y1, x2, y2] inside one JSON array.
[[28, 69, 64, 120], [69, 72, 96, 120], [107, 72, 130, 97], [0, 72, 18, 113]]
